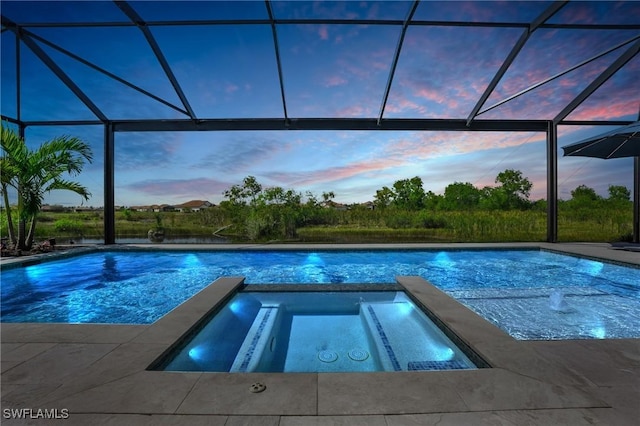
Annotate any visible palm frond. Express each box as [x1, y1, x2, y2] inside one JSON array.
[[45, 178, 92, 201]]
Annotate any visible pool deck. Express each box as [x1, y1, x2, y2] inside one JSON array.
[[1, 243, 639, 425]]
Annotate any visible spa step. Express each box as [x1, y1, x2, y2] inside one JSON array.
[[230, 305, 280, 372], [360, 302, 473, 372]]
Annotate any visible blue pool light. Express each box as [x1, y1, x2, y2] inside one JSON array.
[[590, 326, 607, 339], [586, 317, 607, 339], [25, 265, 47, 283], [188, 345, 207, 362], [433, 251, 453, 266], [432, 346, 456, 361], [590, 326, 606, 339], [182, 254, 202, 268], [305, 253, 325, 266], [301, 252, 327, 282], [228, 298, 258, 322], [229, 299, 243, 315], [574, 259, 604, 277], [394, 302, 413, 317]]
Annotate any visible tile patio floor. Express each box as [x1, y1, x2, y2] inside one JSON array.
[[1, 243, 638, 425]]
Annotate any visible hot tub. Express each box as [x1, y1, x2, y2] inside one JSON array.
[[155, 290, 480, 373]]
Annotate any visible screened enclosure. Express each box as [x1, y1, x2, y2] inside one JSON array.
[[1, 1, 639, 243]]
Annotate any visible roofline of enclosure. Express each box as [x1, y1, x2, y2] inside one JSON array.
[[553, 38, 640, 125], [114, 1, 198, 121], [377, 0, 420, 126], [24, 29, 190, 117], [466, 1, 569, 126], [477, 35, 640, 118], [4, 18, 640, 30], [265, 0, 290, 123], [2, 5, 637, 129], [2, 116, 633, 131]]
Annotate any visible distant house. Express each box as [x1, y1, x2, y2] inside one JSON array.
[[360, 201, 376, 210], [176, 200, 213, 212], [145, 204, 174, 212], [74, 206, 103, 213], [131, 206, 150, 212], [325, 200, 349, 211], [155, 204, 175, 212], [41, 204, 66, 212]]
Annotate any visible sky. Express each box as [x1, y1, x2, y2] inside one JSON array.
[[1, 0, 639, 208]]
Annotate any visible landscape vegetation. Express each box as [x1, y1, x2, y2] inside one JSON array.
[[1, 125, 634, 249], [3, 173, 634, 247]]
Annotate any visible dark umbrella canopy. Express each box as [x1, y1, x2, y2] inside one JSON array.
[[562, 120, 640, 244], [562, 121, 640, 159]]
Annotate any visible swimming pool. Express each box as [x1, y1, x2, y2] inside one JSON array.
[[1, 248, 638, 339], [158, 291, 478, 373]]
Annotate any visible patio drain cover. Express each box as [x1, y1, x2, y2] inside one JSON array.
[[318, 350, 338, 363]]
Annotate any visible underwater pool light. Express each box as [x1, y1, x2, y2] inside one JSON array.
[[25, 265, 48, 283], [229, 299, 243, 314], [432, 346, 456, 361], [590, 326, 606, 339], [305, 253, 324, 266], [574, 258, 604, 277], [188, 345, 207, 362], [433, 251, 453, 265], [394, 302, 413, 317], [182, 254, 202, 268]]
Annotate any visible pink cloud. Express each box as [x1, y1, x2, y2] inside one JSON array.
[[567, 100, 640, 121], [225, 83, 239, 94], [324, 75, 347, 87], [266, 157, 406, 187], [413, 87, 460, 110], [385, 93, 428, 116], [318, 24, 329, 40], [482, 50, 635, 121], [383, 131, 545, 162], [333, 104, 378, 117]]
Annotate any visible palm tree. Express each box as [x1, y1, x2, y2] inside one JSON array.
[[1, 124, 93, 251]]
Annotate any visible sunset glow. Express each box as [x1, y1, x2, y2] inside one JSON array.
[[1, 1, 638, 207]]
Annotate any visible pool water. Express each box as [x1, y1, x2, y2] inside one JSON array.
[[451, 287, 640, 340], [159, 291, 478, 373], [1, 249, 638, 340]]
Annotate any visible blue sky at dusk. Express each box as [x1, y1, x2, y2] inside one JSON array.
[[1, 1, 639, 208]]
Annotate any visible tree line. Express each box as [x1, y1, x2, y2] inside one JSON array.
[[373, 170, 631, 211], [210, 171, 632, 241], [373, 169, 534, 211]]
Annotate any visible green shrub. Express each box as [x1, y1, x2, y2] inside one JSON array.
[[385, 211, 414, 229], [246, 213, 272, 241], [416, 211, 447, 229], [53, 219, 85, 235]]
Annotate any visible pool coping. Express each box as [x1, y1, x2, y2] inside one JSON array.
[[2, 241, 639, 269], [2, 242, 639, 423]]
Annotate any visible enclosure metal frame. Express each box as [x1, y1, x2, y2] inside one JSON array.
[[1, 0, 639, 244]]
